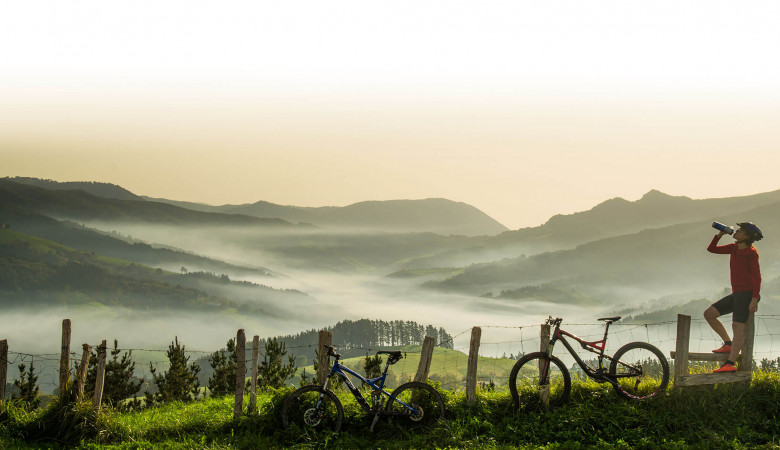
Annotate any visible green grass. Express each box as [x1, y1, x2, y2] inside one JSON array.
[[3, 372, 780, 449]]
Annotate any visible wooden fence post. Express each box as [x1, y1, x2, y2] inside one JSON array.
[[93, 340, 107, 408], [249, 335, 259, 413], [317, 330, 333, 386], [59, 319, 71, 395], [673, 314, 691, 388], [234, 329, 246, 419], [76, 344, 91, 401], [740, 315, 756, 373], [539, 323, 551, 407], [0, 340, 7, 403], [414, 336, 436, 383], [466, 327, 481, 403]]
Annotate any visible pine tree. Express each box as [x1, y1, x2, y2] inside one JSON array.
[[207, 338, 237, 397], [256, 338, 296, 389], [146, 337, 201, 406], [363, 354, 383, 380], [85, 340, 143, 410], [13, 362, 40, 411], [298, 367, 315, 387]]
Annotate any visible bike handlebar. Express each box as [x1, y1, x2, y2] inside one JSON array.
[[323, 344, 341, 359], [545, 316, 563, 327]]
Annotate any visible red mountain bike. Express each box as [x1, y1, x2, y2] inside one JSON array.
[[509, 316, 669, 409]]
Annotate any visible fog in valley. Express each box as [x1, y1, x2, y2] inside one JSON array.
[[4, 216, 780, 394]]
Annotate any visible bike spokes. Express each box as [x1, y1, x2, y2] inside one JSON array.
[[386, 382, 445, 428], [511, 353, 571, 408], [283, 387, 343, 433], [610, 344, 668, 400]]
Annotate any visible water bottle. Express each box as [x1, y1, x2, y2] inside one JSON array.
[[712, 222, 734, 235]]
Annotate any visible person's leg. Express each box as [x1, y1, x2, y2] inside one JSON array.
[[704, 306, 731, 343], [727, 292, 753, 363], [728, 322, 745, 362]]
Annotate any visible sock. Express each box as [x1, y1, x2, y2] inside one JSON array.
[[725, 360, 735, 366], [724, 341, 732, 346]]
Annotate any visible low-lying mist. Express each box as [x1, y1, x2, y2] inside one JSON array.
[[6, 219, 777, 397]]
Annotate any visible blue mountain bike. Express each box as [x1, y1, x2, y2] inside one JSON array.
[[281, 344, 445, 433]]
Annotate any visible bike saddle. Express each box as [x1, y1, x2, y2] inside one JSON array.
[[597, 316, 621, 322], [377, 350, 403, 364]]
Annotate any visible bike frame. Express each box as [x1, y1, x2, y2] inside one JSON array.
[[322, 358, 420, 416], [546, 321, 638, 383]]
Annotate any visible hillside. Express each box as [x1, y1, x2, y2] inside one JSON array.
[[0, 228, 305, 314], [0, 179, 294, 227], [4, 177, 144, 201], [0, 203, 277, 280]]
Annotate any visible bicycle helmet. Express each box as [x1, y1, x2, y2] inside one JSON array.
[[737, 222, 763, 241]]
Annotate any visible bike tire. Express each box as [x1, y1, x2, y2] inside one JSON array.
[[281, 385, 344, 433], [385, 381, 445, 429], [509, 352, 571, 409], [609, 341, 670, 400]]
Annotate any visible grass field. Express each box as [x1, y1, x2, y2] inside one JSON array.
[[2, 371, 780, 449]]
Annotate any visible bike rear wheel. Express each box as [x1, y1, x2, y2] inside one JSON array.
[[509, 352, 571, 409], [386, 381, 445, 429], [609, 341, 669, 400], [281, 385, 344, 433]]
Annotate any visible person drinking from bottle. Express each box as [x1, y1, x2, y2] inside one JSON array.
[[703, 222, 763, 373]]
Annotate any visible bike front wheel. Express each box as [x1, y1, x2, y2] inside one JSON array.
[[509, 352, 571, 409], [609, 341, 669, 400], [386, 381, 445, 429], [281, 385, 344, 433]]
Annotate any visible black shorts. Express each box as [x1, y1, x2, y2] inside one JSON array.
[[712, 291, 759, 323]]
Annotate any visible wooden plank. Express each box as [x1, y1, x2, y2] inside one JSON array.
[[465, 327, 481, 403], [414, 336, 435, 382], [740, 315, 756, 373], [673, 314, 691, 388], [0, 340, 7, 403], [234, 329, 246, 419], [59, 319, 71, 395], [670, 352, 728, 362], [249, 335, 259, 413], [317, 330, 333, 386], [676, 371, 752, 387]]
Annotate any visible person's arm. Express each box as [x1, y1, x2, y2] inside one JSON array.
[[707, 233, 732, 254], [749, 251, 761, 313]]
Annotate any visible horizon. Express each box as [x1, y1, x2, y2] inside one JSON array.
[[3, 1, 780, 229], [4, 175, 779, 231]]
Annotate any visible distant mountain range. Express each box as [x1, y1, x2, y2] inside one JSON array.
[[144, 196, 508, 236], [399, 188, 780, 269], [2, 177, 507, 236]]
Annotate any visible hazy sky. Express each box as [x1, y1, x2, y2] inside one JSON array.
[[2, 1, 780, 229]]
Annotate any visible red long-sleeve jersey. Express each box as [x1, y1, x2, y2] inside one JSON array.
[[707, 235, 761, 298]]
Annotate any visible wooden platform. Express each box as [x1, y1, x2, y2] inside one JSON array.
[[675, 371, 752, 387], [669, 351, 728, 362]]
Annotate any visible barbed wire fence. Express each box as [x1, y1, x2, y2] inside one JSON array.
[[2, 315, 779, 408]]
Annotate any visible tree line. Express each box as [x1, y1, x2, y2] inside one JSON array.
[[262, 319, 454, 357]]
